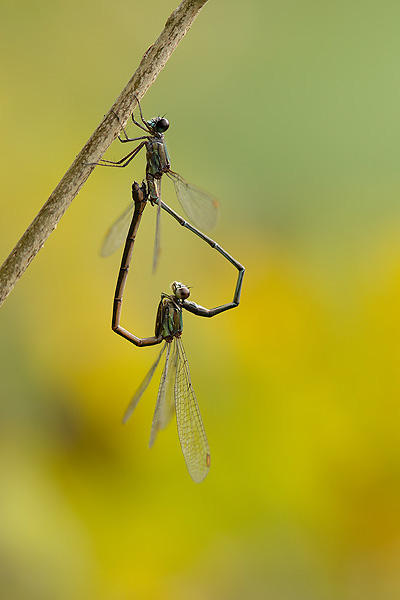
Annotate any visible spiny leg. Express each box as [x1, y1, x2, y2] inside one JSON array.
[[94, 141, 145, 168], [134, 94, 150, 129], [112, 110, 151, 142], [117, 134, 148, 144]]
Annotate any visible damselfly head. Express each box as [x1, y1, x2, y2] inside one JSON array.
[[149, 116, 169, 134], [171, 281, 190, 300]]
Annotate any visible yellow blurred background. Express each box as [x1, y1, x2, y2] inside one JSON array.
[[1, 0, 400, 598]]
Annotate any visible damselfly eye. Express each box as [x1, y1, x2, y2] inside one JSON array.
[[177, 286, 190, 300], [172, 281, 190, 300], [156, 118, 169, 133]]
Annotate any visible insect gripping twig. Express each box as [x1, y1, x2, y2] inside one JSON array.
[[0, 0, 209, 307]]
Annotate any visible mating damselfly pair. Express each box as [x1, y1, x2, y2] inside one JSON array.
[[93, 99, 244, 482]]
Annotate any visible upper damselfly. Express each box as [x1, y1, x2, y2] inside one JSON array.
[[95, 97, 219, 270]]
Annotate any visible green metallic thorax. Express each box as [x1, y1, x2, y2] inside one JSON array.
[[145, 135, 171, 201], [155, 293, 183, 342]]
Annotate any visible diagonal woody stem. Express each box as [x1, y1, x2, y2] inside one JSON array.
[[0, 0, 209, 307]]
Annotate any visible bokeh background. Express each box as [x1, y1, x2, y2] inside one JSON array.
[[1, 0, 400, 598]]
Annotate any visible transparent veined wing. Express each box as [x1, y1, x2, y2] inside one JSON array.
[[100, 202, 134, 257], [174, 338, 211, 483], [160, 340, 178, 430], [149, 341, 178, 447], [167, 171, 219, 232], [152, 179, 162, 273], [122, 344, 166, 424]]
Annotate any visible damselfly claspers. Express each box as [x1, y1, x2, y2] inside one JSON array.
[[96, 97, 219, 270]]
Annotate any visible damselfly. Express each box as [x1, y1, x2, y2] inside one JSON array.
[[123, 281, 210, 482], [96, 97, 219, 270], [122, 280, 243, 483]]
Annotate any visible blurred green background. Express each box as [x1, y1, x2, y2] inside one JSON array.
[[1, 0, 400, 598]]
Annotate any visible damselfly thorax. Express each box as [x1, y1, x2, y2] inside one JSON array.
[[155, 282, 190, 342], [145, 137, 171, 202]]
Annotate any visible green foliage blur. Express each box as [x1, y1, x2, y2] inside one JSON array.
[[1, 0, 400, 598]]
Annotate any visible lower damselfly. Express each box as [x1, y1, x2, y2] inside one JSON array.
[[94, 96, 219, 270], [123, 281, 211, 483], [122, 279, 245, 483]]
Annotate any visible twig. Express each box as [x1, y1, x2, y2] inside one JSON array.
[[0, 0, 209, 307]]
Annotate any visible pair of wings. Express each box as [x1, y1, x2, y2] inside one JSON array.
[[123, 338, 211, 484], [100, 171, 219, 258]]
